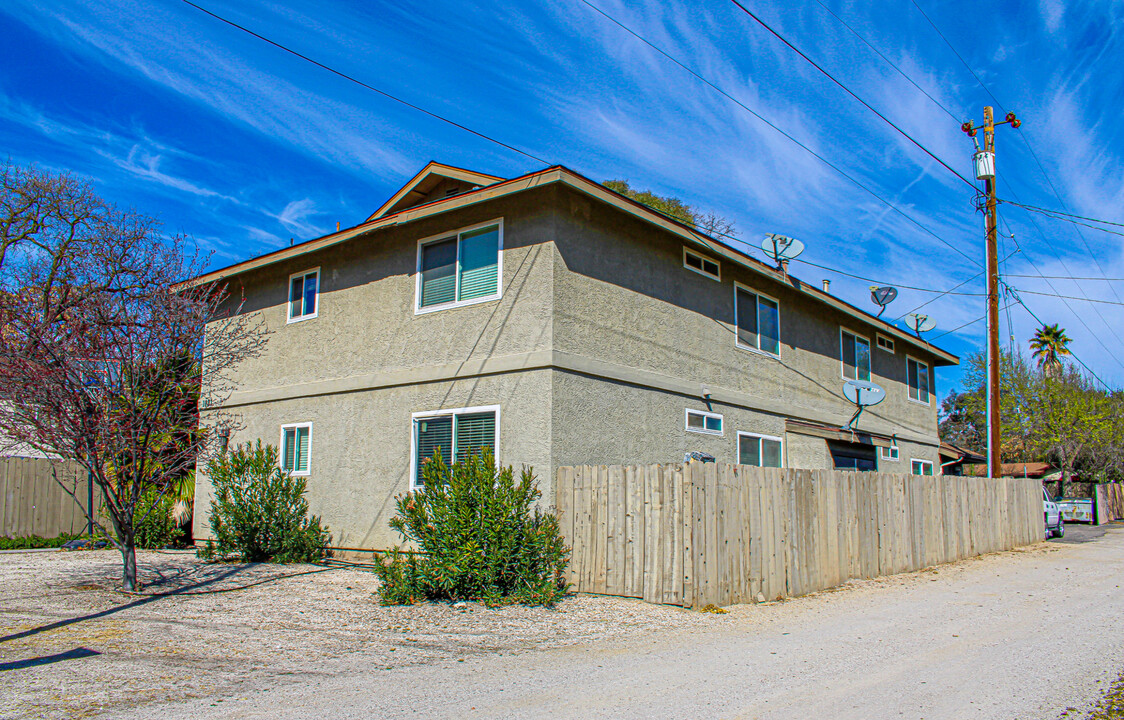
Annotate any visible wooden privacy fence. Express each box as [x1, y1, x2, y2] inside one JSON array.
[[1096, 483, 1124, 524], [555, 463, 1042, 608], [0, 457, 91, 538]]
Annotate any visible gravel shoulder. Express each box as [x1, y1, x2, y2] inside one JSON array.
[[0, 549, 704, 719]]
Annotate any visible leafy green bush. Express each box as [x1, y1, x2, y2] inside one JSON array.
[[374, 450, 569, 606], [201, 441, 331, 563], [134, 491, 184, 549]]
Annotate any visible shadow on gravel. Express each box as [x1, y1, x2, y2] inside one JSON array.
[[0, 647, 101, 672], [0, 564, 250, 644]]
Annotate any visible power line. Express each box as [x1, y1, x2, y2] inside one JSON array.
[[907, 0, 1002, 108], [576, 0, 982, 268], [811, 0, 961, 124], [789, 258, 983, 295], [181, 0, 550, 166], [1000, 201, 1124, 238], [1011, 289, 1124, 307], [728, 0, 976, 189], [1006, 274, 1124, 282], [931, 301, 1014, 340], [1000, 200, 1124, 229]]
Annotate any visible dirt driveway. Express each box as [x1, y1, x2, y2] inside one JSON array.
[[5, 529, 1124, 719]]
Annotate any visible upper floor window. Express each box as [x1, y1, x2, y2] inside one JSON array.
[[416, 220, 502, 312], [288, 268, 319, 323], [280, 423, 312, 476], [413, 406, 499, 489], [686, 409, 723, 436], [683, 247, 720, 281], [841, 329, 871, 381], [735, 285, 781, 356], [738, 432, 783, 468], [876, 334, 895, 353], [908, 357, 931, 404]]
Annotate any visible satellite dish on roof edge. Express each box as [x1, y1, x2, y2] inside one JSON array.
[[905, 312, 937, 337], [761, 234, 805, 266], [842, 379, 886, 431], [870, 286, 898, 317]]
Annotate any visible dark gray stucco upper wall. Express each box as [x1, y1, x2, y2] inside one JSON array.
[[209, 186, 560, 395], [550, 186, 940, 441]]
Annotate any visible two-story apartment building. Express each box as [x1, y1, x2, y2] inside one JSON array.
[[187, 162, 957, 550]]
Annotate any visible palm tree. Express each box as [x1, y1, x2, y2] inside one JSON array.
[[1029, 324, 1072, 376]]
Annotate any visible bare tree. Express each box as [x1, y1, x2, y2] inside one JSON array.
[[0, 161, 264, 590]]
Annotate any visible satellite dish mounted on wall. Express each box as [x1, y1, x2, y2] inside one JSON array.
[[905, 312, 937, 338], [870, 286, 898, 317], [761, 234, 805, 272], [842, 379, 886, 431]]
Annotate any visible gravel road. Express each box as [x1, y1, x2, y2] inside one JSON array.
[[121, 525, 1124, 720]]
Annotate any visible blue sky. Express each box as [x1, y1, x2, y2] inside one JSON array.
[[3, 0, 1123, 395]]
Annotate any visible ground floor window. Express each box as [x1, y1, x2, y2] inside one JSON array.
[[828, 441, 877, 471], [911, 459, 934, 476], [879, 445, 899, 461], [738, 432, 783, 468], [280, 423, 312, 476], [412, 406, 499, 488]]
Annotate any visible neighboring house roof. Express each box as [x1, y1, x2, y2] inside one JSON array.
[[939, 441, 985, 463], [179, 163, 959, 366], [961, 462, 1055, 478]]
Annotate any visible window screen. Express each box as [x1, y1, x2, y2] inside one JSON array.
[[418, 224, 500, 309], [457, 226, 499, 301], [415, 416, 453, 487], [282, 425, 310, 473], [420, 238, 457, 307]]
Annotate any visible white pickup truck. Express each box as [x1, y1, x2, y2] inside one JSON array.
[[1043, 487, 1065, 539]]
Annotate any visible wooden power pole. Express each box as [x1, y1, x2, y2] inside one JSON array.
[[963, 107, 1019, 479]]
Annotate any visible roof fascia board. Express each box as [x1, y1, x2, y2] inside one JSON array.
[[366, 162, 504, 222]]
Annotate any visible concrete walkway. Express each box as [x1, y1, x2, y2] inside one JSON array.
[[131, 527, 1124, 720]]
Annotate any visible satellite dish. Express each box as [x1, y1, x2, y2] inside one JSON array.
[[905, 313, 937, 336], [761, 234, 805, 264], [842, 379, 886, 431], [870, 286, 898, 317], [843, 380, 887, 407]]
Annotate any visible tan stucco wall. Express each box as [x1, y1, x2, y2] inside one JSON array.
[[551, 186, 941, 446], [195, 368, 553, 550]]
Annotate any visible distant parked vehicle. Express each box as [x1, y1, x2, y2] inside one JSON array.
[[1043, 487, 1065, 539], [1057, 498, 1093, 524]]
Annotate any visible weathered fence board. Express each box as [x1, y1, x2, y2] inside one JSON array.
[[0, 457, 89, 539], [556, 464, 1042, 608]]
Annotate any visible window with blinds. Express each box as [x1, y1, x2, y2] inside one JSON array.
[[413, 409, 498, 488], [841, 330, 871, 381], [907, 357, 931, 404], [735, 286, 781, 356], [738, 433, 783, 468], [417, 222, 501, 311], [288, 268, 319, 322], [281, 423, 311, 475]]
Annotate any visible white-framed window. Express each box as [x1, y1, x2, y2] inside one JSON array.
[[685, 409, 724, 436], [911, 458, 934, 476], [416, 219, 503, 313], [287, 268, 320, 323], [907, 356, 931, 404], [411, 405, 500, 489], [879, 445, 899, 461], [876, 334, 895, 353], [738, 432, 783, 468], [841, 329, 871, 381], [280, 423, 312, 476], [683, 247, 720, 281], [735, 284, 781, 356]]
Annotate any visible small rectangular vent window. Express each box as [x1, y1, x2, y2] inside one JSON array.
[[876, 334, 895, 353], [686, 409, 723, 436], [683, 248, 720, 281], [879, 445, 899, 461]]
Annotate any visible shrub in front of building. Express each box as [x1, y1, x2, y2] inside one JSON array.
[[374, 450, 570, 606], [199, 441, 330, 563]]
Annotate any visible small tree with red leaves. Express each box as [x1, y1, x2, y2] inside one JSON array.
[[0, 161, 264, 590]]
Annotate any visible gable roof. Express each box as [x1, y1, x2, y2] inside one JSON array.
[[180, 163, 958, 366], [365, 161, 503, 222]]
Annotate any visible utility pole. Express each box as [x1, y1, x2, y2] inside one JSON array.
[[962, 108, 1019, 479]]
